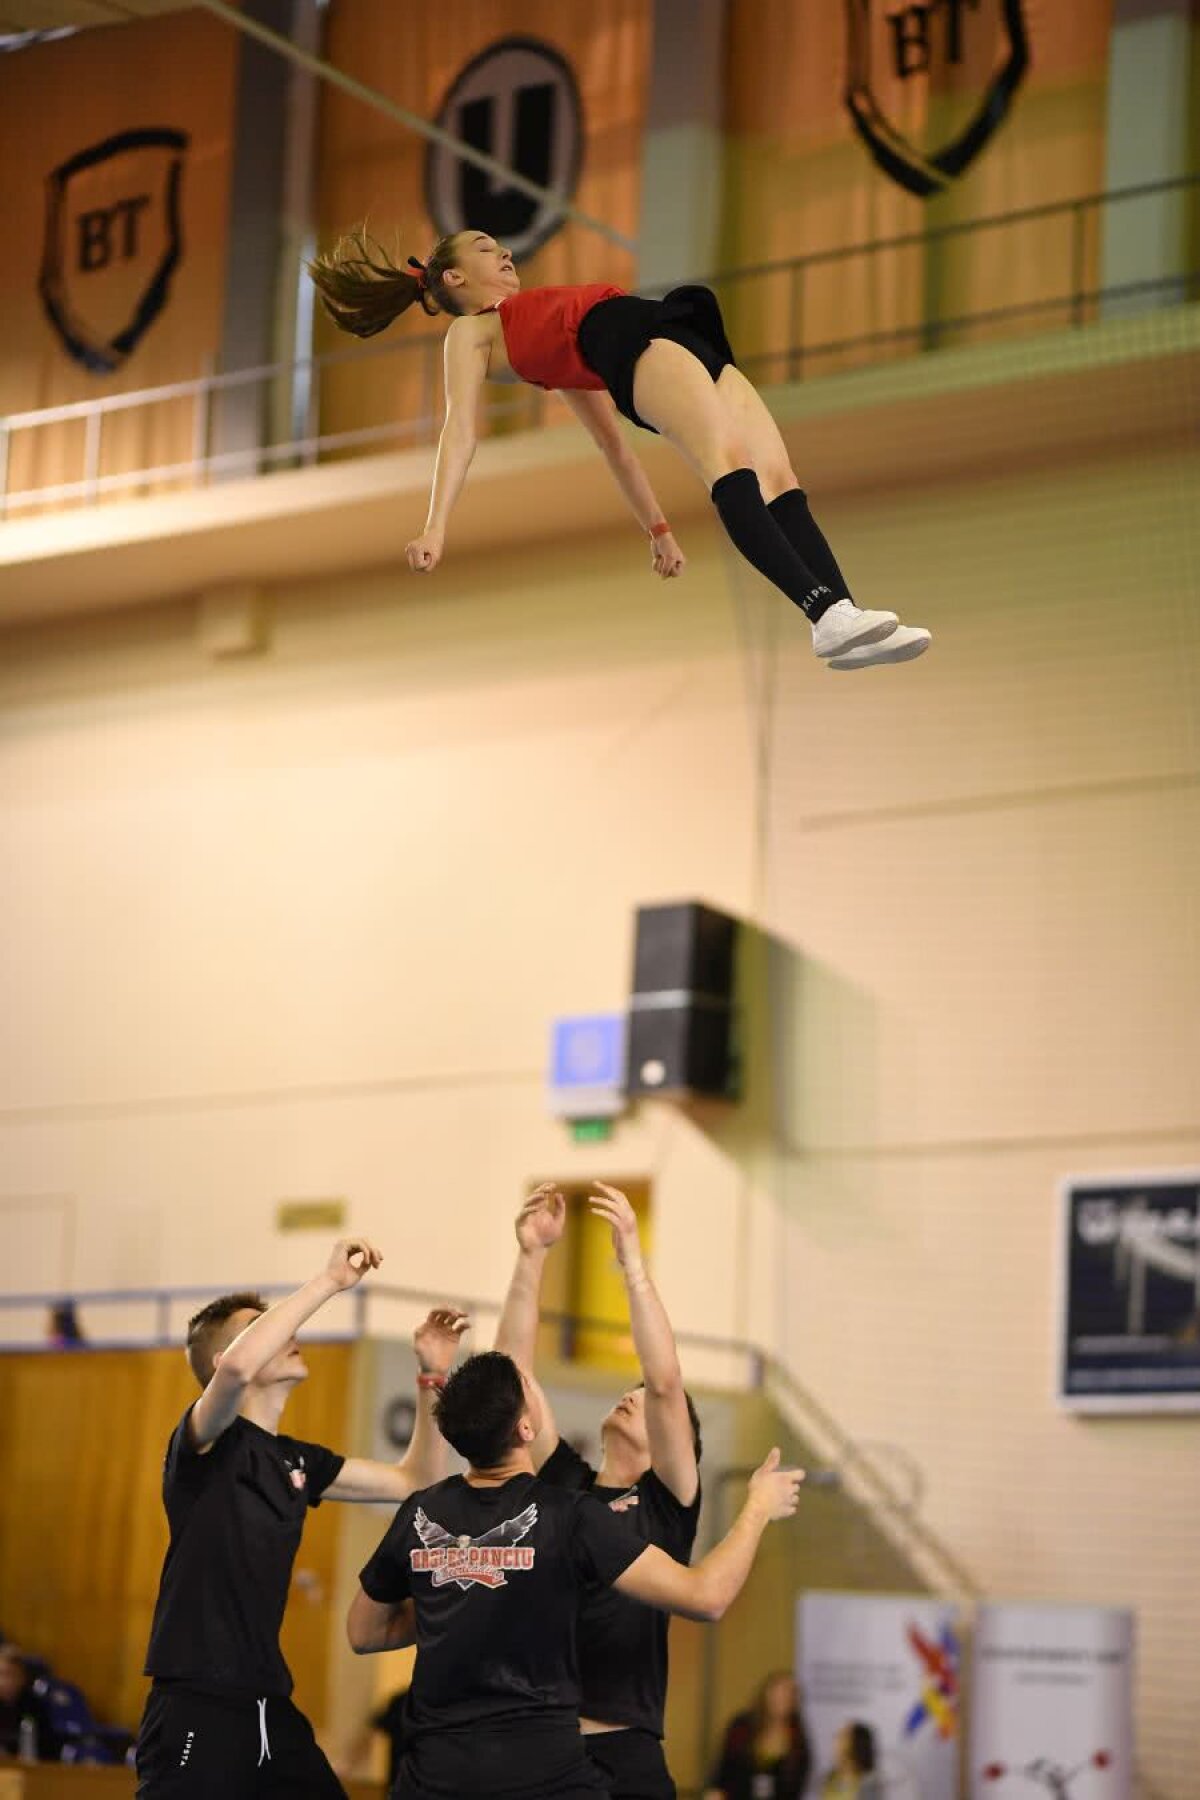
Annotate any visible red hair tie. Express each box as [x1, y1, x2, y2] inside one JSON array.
[[406, 255, 428, 293]]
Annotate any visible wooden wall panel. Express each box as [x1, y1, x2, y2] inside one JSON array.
[[0, 1343, 353, 1734]]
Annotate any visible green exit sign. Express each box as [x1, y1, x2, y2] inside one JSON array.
[[569, 1118, 614, 1144]]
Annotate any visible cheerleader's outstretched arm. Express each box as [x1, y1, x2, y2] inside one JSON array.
[[407, 315, 491, 573], [561, 389, 685, 579]]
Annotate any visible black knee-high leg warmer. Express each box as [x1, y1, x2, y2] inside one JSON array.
[[710, 468, 835, 621], [767, 487, 852, 605]]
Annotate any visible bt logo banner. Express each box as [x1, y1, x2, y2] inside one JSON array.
[[39, 126, 189, 375], [844, 0, 1029, 197]]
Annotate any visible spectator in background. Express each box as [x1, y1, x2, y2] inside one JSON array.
[[369, 1688, 410, 1790], [705, 1670, 811, 1800], [46, 1301, 85, 1349], [819, 1721, 882, 1799], [335, 1686, 410, 1788], [0, 1644, 61, 1761]]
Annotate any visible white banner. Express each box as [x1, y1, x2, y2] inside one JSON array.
[[969, 1603, 1134, 1799], [798, 1591, 961, 1798]]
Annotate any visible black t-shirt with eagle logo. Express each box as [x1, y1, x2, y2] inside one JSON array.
[[359, 1471, 642, 1738], [143, 1406, 344, 1695], [538, 1437, 701, 1738]]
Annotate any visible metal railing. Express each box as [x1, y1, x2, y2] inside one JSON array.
[[1, 174, 1196, 519], [0, 1275, 763, 1375], [0, 1276, 986, 1606], [667, 171, 1200, 376]]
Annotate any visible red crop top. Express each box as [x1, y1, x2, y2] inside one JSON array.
[[492, 283, 624, 390]]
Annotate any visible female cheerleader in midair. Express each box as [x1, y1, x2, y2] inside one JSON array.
[[309, 231, 930, 670]]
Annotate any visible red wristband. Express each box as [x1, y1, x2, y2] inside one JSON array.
[[648, 520, 671, 538], [417, 1372, 446, 1390]]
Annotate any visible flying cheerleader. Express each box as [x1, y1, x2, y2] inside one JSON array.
[[310, 230, 930, 670]]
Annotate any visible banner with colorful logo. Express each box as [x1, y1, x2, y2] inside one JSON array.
[[969, 1604, 1134, 1800], [797, 1591, 961, 1798]]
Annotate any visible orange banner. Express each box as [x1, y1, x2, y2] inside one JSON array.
[[721, 0, 1113, 376], [314, 0, 651, 447], [0, 13, 237, 505]]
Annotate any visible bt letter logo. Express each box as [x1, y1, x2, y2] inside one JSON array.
[[40, 127, 188, 374], [844, 1, 1029, 198]]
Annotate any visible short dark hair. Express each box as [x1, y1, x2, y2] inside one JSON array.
[[185, 1291, 266, 1388], [434, 1351, 526, 1468]]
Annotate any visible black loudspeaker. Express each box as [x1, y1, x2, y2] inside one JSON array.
[[628, 902, 739, 1099]]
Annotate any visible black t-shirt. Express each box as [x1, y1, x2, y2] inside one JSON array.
[[359, 1471, 642, 1738], [539, 1437, 701, 1737], [144, 1405, 344, 1695]]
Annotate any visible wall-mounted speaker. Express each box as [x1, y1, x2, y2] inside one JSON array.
[[627, 901, 739, 1099]]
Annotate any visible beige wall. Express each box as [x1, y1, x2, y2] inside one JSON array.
[[0, 539, 758, 1348], [1, 425, 1199, 1786], [757, 452, 1200, 1795]]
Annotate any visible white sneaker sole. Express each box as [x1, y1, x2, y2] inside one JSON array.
[[813, 613, 899, 658], [828, 627, 932, 671]]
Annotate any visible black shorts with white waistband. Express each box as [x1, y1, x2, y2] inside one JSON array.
[[134, 1684, 345, 1799], [576, 285, 736, 431]]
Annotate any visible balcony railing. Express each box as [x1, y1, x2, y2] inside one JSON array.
[[1, 174, 1196, 519], [0, 1275, 980, 1607]]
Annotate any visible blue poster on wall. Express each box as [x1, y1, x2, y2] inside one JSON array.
[[1058, 1172, 1200, 1412]]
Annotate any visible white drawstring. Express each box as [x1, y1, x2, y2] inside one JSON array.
[[256, 1697, 271, 1767]]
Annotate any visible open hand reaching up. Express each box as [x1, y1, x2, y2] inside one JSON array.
[[515, 1183, 567, 1253]]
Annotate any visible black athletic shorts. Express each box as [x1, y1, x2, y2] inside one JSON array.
[[585, 1727, 676, 1800], [577, 285, 736, 431], [394, 1721, 609, 1799], [135, 1684, 345, 1799]]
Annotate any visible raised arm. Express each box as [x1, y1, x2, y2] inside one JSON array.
[[495, 1183, 565, 1367], [189, 1238, 382, 1453], [406, 315, 490, 574], [325, 1306, 470, 1504], [589, 1182, 698, 1505], [494, 1184, 566, 1467], [614, 1449, 803, 1621], [560, 390, 685, 579]]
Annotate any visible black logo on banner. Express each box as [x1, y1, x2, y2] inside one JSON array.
[[845, 0, 1029, 198], [40, 127, 188, 374], [426, 38, 583, 261]]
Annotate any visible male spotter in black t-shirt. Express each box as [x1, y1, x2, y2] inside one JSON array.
[[135, 1236, 468, 1799], [495, 1182, 703, 1800], [348, 1352, 804, 1800]]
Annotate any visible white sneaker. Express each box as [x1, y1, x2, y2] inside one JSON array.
[[811, 598, 898, 658], [827, 624, 932, 670]]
